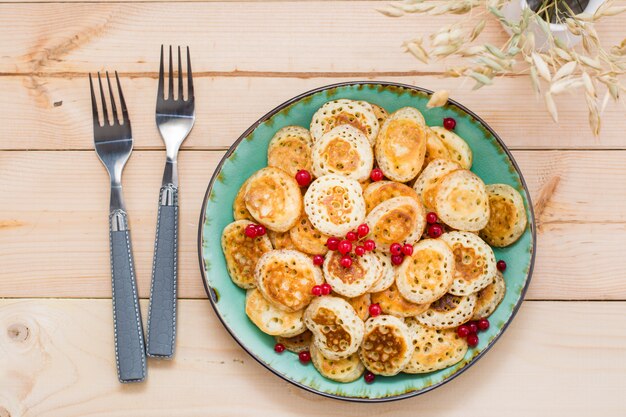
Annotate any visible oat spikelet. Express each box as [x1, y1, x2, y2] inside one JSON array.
[[427, 90, 450, 108]]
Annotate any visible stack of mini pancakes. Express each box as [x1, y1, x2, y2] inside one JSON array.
[[221, 99, 527, 382]]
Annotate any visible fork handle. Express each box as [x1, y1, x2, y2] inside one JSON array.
[[109, 210, 147, 383], [147, 184, 178, 358]]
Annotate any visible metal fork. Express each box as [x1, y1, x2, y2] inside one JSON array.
[[146, 46, 195, 358], [90, 72, 146, 383]]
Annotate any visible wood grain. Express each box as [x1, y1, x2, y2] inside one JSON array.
[[1, 299, 625, 416], [2, 75, 625, 151], [1, 150, 625, 299]]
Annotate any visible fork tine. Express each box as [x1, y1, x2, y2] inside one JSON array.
[[168, 45, 174, 100], [115, 71, 130, 124], [177, 46, 183, 101], [106, 71, 119, 124], [157, 44, 165, 100], [89, 74, 100, 127], [187, 47, 194, 100], [97, 73, 109, 125]]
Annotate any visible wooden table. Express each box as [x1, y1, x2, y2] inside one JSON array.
[[1, 1, 625, 416]]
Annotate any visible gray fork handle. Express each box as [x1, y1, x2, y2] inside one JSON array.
[[109, 210, 147, 383], [147, 184, 178, 358]]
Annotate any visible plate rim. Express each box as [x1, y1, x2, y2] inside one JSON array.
[[197, 81, 537, 403]]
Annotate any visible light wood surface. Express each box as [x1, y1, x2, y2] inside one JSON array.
[[1, 0, 625, 415]]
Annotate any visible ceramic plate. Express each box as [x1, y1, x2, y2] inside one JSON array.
[[198, 82, 536, 402]]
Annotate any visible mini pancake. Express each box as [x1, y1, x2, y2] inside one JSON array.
[[368, 251, 395, 293], [375, 107, 427, 182], [245, 289, 306, 337], [362, 180, 420, 213], [365, 196, 426, 251], [430, 126, 473, 169], [323, 251, 380, 297], [424, 127, 451, 167], [310, 99, 380, 145], [267, 230, 296, 250], [311, 125, 373, 181], [221, 220, 273, 288], [304, 296, 364, 360], [370, 103, 389, 126], [396, 239, 455, 304], [472, 270, 506, 320], [403, 318, 467, 374], [370, 283, 430, 318], [267, 125, 314, 177], [304, 174, 366, 236], [433, 169, 490, 231], [441, 231, 496, 296], [244, 167, 303, 232], [336, 292, 371, 321], [413, 158, 461, 209], [255, 249, 323, 312], [359, 315, 414, 376], [233, 177, 254, 221], [415, 293, 477, 329], [275, 330, 313, 353], [480, 184, 528, 247], [289, 215, 330, 255], [310, 343, 365, 383]]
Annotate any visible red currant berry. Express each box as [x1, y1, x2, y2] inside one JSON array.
[[468, 321, 478, 334], [312, 255, 324, 266], [338, 240, 352, 255], [274, 343, 286, 353], [326, 237, 340, 251], [311, 285, 323, 296], [467, 334, 479, 347], [457, 325, 470, 338], [370, 168, 384, 182], [391, 254, 404, 265], [357, 223, 370, 237], [478, 318, 490, 331], [295, 170, 312, 187], [363, 239, 376, 251], [355, 245, 366, 257], [340, 256, 353, 268], [390, 242, 402, 256], [369, 303, 382, 317], [364, 372, 375, 384], [299, 351, 311, 363], [321, 283, 332, 295], [427, 224, 443, 238], [255, 224, 266, 236], [244, 224, 258, 238], [402, 244, 414, 256], [443, 117, 456, 130], [497, 260, 507, 272], [426, 212, 438, 224], [346, 231, 358, 242]]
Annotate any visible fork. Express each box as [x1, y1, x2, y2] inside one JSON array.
[[90, 72, 146, 383], [146, 46, 195, 358]]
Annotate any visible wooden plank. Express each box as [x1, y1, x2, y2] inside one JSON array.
[[1, 150, 626, 299], [1, 299, 624, 416], [0, 2, 623, 75], [2, 75, 625, 151]]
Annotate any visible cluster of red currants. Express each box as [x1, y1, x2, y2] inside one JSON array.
[[389, 242, 414, 266], [425, 212, 444, 239], [457, 318, 489, 347], [244, 222, 266, 238], [326, 224, 376, 269]]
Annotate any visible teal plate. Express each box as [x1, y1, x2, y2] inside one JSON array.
[[198, 82, 536, 402]]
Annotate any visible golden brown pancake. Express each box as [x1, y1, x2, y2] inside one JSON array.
[[430, 126, 473, 170], [365, 196, 426, 251], [433, 169, 490, 231], [311, 125, 373, 181], [267, 230, 296, 250], [424, 127, 451, 167], [441, 231, 496, 296], [362, 180, 420, 213], [479, 183, 528, 247], [221, 220, 273, 288], [275, 330, 313, 353], [244, 167, 303, 232], [255, 249, 323, 312], [371, 283, 431, 318], [472, 270, 506, 320], [289, 215, 329, 255], [310, 343, 365, 383], [359, 315, 414, 376], [233, 177, 255, 221], [245, 289, 306, 337], [404, 318, 467, 373], [413, 158, 461, 210], [415, 293, 477, 329], [310, 99, 380, 145], [375, 107, 427, 182], [267, 125, 313, 177], [323, 251, 380, 297]]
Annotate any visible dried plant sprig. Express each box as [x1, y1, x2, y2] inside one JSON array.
[[381, 0, 626, 135]]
